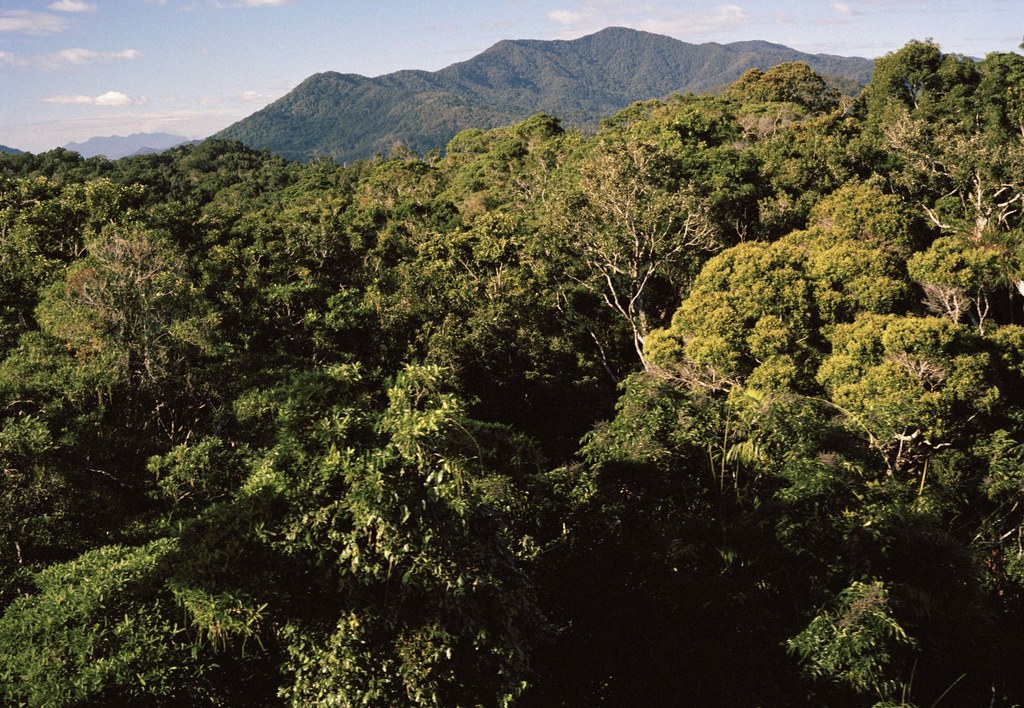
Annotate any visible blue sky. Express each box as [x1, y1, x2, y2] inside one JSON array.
[[1, 0, 1022, 153]]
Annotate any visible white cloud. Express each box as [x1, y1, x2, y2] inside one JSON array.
[[213, 0, 290, 7], [48, 0, 97, 12], [95, 91, 137, 106], [59, 48, 139, 64], [44, 91, 139, 106], [43, 95, 102, 105], [832, 3, 855, 15], [640, 5, 751, 36], [18, 47, 141, 71], [0, 50, 28, 67], [545, 2, 753, 39], [78, 48, 137, 63], [548, 9, 585, 26], [0, 10, 69, 34]]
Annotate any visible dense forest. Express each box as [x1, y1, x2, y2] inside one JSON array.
[[2, 40, 1024, 706]]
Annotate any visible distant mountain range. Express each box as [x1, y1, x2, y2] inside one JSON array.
[[63, 133, 192, 159], [0, 145, 24, 156], [215, 26, 874, 163]]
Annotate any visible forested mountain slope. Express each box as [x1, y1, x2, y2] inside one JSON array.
[[215, 26, 873, 162], [3, 42, 1024, 706]]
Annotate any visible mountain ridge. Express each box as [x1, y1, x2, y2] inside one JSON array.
[[216, 26, 874, 163], [64, 132, 191, 159]]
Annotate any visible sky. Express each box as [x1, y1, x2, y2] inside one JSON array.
[[1, 0, 1022, 153]]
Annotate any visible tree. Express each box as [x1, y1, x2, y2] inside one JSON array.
[[646, 239, 817, 389], [552, 126, 719, 368], [806, 182, 921, 257], [750, 113, 870, 238], [0, 541, 218, 705], [0, 177, 146, 354], [442, 113, 568, 219], [863, 39, 947, 114], [817, 313, 999, 474], [732, 62, 841, 114], [37, 225, 213, 390], [0, 365, 545, 705], [867, 42, 1024, 252], [645, 220, 912, 392], [788, 580, 918, 702], [269, 365, 542, 705], [907, 235, 1007, 332]]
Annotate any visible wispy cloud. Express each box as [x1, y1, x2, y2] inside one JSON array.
[[546, 0, 624, 30], [212, 0, 290, 7], [41, 48, 140, 69], [546, 2, 752, 38], [548, 9, 585, 25], [240, 90, 272, 102], [44, 91, 140, 106], [0, 10, 69, 34], [640, 5, 751, 36], [48, 0, 97, 12], [2, 47, 140, 71], [63, 48, 139, 64], [0, 50, 28, 67]]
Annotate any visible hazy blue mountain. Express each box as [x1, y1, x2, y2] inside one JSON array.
[[64, 133, 191, 159], [215, 26, 874, 163], [0, 145, 23, 155]]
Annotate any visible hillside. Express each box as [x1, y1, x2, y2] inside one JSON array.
[[0, 145, 23, 156], [216, 26, 873, 162]]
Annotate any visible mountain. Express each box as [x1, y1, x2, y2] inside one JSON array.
[[215, 27, 874, 163], [128, 139, 202, 157], [0, 145, 23, 155], [64, 133, 191, 159]]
